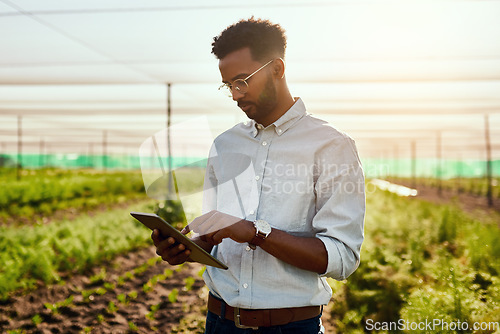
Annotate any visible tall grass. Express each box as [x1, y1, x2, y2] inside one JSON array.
[[0, 168, 147, 222], [329, 189, 500, 333], [0, 200, 157, 300]]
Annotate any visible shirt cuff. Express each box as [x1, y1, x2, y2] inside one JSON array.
[[317, 236, 359, 281]]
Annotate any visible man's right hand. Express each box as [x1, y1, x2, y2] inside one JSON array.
[[151, 229, 191, 265]]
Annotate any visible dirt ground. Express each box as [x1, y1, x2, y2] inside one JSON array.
[[0, 247, 209, 333], [0, 245, 338, 333], [4, 180, 492, 333]]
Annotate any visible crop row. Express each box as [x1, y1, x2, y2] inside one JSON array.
[[86, 264, 205, 333], [0, 169, 147, 223], [391, 176, 500, 199], [328, 189, 500, 333], [3, 246, 206, 333], [0, 200, 158, 300]]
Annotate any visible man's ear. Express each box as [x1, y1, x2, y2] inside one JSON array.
[[273, 58, 286, 79]]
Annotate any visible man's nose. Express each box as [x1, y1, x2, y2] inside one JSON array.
[[232, 89, 245, 101]]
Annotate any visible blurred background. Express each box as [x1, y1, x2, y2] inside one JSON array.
[[1, 0, 499, 180], [1, 1, 500, 333]]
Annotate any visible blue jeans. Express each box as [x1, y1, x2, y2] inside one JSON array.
[[204, 310, 323, 334]]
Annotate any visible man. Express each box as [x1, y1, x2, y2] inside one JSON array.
[[152, 18, 365, 333]]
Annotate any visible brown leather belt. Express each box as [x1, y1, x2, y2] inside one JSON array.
[[208, 293, 321, 329]]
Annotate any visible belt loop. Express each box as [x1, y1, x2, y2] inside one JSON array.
[[219, 299, 226, 322]]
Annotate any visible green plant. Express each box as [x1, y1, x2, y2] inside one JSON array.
[[89, 268, 107, 285], [146, 303, 161, 321], [184, 276, 195, 291], [168, 288, 179, 303], [117, 293, 127, 305], [0, 169, 147, 224], [31, 314, 43, 327], [0, 201, 156, 300], [128, 321, 139, 331], [106, 301, 117, 314], [128, 290, 138, 300], [328, 187, 500, 333]]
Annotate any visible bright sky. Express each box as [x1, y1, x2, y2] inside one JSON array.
[[0, 0, 499, 160]]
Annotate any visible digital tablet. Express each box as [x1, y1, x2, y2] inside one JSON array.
[[130, 212, 228, 270]]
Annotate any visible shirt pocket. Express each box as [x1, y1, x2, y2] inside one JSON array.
[[261, 175, 314, 232]]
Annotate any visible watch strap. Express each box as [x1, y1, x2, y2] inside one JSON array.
[[249, 233, 266, 249]]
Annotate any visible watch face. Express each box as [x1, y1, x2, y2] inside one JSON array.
[[255, 219, 271, 234]]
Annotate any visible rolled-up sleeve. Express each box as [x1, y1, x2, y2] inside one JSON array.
[[313, 137, 365, 280]]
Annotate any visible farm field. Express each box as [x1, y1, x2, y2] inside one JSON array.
[[386, 176, 500, 214], [392, 176, 500, 199], [1, 169, 499, 333]]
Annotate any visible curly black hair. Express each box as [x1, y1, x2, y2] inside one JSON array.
[[211, 17, 287, 62]]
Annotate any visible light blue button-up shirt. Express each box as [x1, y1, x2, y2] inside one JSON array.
[[202, 98, 365, 309]]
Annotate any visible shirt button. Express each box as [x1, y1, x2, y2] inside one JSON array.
[[246, 245, 251, 251], [255, 175, 260, 180], [262, 141, 267, 146], [249, 210, 255, 215], [243, 283, 248, 289], [277, 129, 283, 134]]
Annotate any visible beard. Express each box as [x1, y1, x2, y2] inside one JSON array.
[[237, 74, 279, 124], [254, 74, 278, 116]]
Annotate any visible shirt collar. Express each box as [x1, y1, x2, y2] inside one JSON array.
[[250, 97, 306, 138]]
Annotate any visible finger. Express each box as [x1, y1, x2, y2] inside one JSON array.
[[189, 212, 233, 237], [151, 229, 164, 246], [199, 234, 209, 243], [196, 213, 227, 235], [155, 237, 176, 255], [161, 243, 190, 263], [181, 225, 190, 234], [199, 232, 218, 246], [165, 249, 191, 265], [211, 230, 227, 245], [185, 210, 218, 234]]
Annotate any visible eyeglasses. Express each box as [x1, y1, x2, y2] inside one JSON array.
[[218, 59, 274, 97]]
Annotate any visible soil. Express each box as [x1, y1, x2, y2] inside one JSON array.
[[0, 245, 339, 333], [0, 247, 208, 333], [8, 180, 493, 333]]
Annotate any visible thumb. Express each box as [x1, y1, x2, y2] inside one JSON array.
[[181, 225, 190, 235]]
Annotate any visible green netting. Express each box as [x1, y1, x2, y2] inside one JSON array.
[[1, 153, 498, 178], [0, 154, 206, 170], [362, 158, 500, 178]]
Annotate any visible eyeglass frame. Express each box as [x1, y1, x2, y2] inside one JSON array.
[[218, 58, 276, 97]]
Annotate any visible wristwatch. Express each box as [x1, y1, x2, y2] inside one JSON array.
[[248, 219, 272, 250]]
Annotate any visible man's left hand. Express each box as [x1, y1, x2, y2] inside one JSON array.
[[183, 210, 255, 246]]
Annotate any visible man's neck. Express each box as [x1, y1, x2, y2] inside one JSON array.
[[258, 91, 295, 127]]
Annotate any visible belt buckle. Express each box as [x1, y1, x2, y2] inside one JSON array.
[[234, 307, 258, 330]]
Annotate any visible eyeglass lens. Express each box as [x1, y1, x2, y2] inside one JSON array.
[[232, 80, 247, 94]]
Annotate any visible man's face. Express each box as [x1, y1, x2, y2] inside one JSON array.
[[218, 47, 278, 124]]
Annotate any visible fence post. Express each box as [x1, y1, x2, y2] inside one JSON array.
[[485, 114, 493, 207], [17, 115, 22, 180], [437, 131, 442, 196], [411, 140, 416, 189]]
